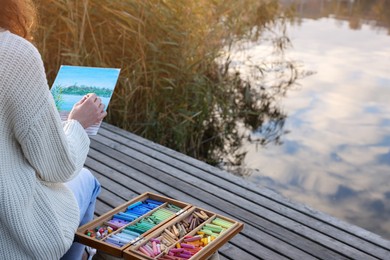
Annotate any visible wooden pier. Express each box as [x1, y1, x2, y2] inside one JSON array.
[[85, 123, 390, 260]]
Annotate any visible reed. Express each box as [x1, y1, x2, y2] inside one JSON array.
[[35, 0, 287, 165]]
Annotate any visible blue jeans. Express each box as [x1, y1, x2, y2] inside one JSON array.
[[61, 168, 101, 260]]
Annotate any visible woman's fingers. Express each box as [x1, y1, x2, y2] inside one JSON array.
[[98, 111, 108, 122], [68, 93, 108, 129]]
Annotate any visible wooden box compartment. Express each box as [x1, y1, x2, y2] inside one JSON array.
[[75, 192, 190, 257], [123, 206, 244, 260], [76, 192, 243, 259]]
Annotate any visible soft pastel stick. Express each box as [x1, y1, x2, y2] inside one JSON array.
[[183, 235, 202, 242], [145, 199, 164, 205], [139, 246, 151, 257], [127, 201, 143, 210], [144, 244, 155, 257], [180, 243, 195, 249], [152, 241, 158, 255]]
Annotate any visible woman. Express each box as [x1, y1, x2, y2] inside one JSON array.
[[0, 0, 105, 259]]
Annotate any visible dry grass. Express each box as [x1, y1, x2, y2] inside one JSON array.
[[34, 0, 285, 164]]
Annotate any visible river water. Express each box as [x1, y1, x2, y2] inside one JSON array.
[[227, 0, 390, 239]]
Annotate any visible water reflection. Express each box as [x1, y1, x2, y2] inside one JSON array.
[[226, 0, 390, 239], [282, 0, 390, 33]]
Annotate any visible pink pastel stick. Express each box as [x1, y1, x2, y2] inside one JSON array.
[[184, 235, 202, 242], [139, 246, 151, 257], [178, 253, 192, 259], [169, 248, 184, 253], [144, 245, 155, 257], [152, 241, 158, 255], [180, 243, 195, 249]]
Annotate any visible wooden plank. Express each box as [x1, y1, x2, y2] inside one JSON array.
[[99, 124, 390, 256], [225, 234, 290, 260], [95, 199, 116, 217], [217, 254, 229, 260], [87, 166, 138, 201], [97, 187, 127, 209], [101, 123, 390, 251], [85, 153, 160, 195], [218, 240, 271, 260], [87, 141, 347, 259], [90, 134, 376, 259]]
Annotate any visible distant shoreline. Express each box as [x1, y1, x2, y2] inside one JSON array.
[[56, 85, 113, 98]]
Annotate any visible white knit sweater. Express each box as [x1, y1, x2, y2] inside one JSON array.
[[0, 30, 90, 259]]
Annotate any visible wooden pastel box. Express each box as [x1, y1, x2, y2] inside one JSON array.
[[75, 192, 243, 259]]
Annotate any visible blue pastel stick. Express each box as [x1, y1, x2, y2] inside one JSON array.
[[127, 201, 143, 210], [145, 199, 164, 205], [118, 212, 137, 219], [113, 214, 134, 222]]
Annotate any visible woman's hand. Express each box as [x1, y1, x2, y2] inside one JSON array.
[[68, 93, 107, 129]]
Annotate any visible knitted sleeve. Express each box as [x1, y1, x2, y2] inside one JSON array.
[[5, 33, 90, 183]]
